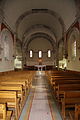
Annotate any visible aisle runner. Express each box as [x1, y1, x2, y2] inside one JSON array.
[[19, 71, 62, 120], [29, 72, 53, 120]]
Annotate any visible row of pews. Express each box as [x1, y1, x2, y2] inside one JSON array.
[[46, 70, 80, 120], [0, 70, 35, 120]]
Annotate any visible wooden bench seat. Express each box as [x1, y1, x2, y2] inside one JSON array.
[[69, 110, 75, 120], [47, 70, 80, 120], [50, 75, 80, 79], [0, 84, 24, 104], [75, 104, 80, 120], [0, 77, 30, 91], [52, 80, 80, 93], [0, 103, 12, 120], [69, 104, 80, 120], [50, 74, 80, 83], [0, 81, 27, 97], [0, 90, 19, 120], [57, 84, 80, 101], [0, 70, 35, 120], [0, 71, 34, 88], [61, 91, 80, 120], [52, 77, 80, 82], [50, 79, 80, 91]]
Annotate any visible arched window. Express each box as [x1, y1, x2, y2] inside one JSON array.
[[29, 50, 33, 58], [48, 50, 51, 58], [39, 50, 42, 58], [72, 39, 76, 59], [4, 36, 10, 60]]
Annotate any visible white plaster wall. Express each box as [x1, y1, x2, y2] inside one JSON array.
[[0, 59, 14, 72], [67, 28, 80, 71], [0, 28, 14, 72], [26, 38, 55, 66]]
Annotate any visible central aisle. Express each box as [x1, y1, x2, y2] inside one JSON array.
[[29, 71, 53, 120], [19, 71, 62, 120]]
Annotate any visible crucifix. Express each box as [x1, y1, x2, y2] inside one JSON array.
[[0, 44, 3, 54]]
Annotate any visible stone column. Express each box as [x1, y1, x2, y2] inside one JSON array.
[[0, 7, 4, 31], [64, 32, 68, 59], [56, 43, 59, 69], [0, 7, 4, 57], [22, 49, 25, 69], [13, 33, 17, 58], [22, 49, 27, 69]]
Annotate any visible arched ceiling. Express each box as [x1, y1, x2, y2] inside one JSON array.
[[16, 10, 63, 41], [23, 32, 56, 51], [2, 0, 76, 29], [22, 25, 56, 47], [28, 37, 53, 52], [0, 0, 77, 53]]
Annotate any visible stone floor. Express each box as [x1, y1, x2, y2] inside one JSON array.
[[19, 71, 62, 120]]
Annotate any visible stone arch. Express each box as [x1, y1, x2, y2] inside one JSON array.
[[23, 24, 57, 42], [16, 9, 66, 37], [67, 27, 80, 41], [23, 28, 56, 49], [23, 32, 56, 52], [67, 27, 80, 60]]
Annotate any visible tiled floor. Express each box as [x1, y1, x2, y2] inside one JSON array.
[[29, 73, 52, 120], [19, 71, 62, 120]]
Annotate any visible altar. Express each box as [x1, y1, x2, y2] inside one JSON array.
[[34, 65, 46, 71]]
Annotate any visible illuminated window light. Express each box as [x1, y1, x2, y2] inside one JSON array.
[[39, 51, 42, 58], [30, 50, 33, 58], [48, 50, 51, 58], [72, 40, 76, 58]]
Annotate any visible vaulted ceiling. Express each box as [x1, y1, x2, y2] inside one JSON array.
[[0, 0, 78, 54]]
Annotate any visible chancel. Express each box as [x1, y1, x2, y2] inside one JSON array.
[[0, 0, 80, 120], [34, 65, 46, 71]]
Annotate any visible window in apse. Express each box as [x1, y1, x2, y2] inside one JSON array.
[[39, 50, 42, 58], [48, 50, 51, 58], [30, 50, 33, 58]]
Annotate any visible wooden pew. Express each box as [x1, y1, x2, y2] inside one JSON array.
[[0, 90, 19, 120], [75, 104, 80, 120], [0, 70, 34, 120], [0, 70, 34, 89], [69, 104, 80, 120], [0, 76, 30, 91], [47, 70, 80, 120], [57, 84, 80, 101], [0, 103, 12, 120], [50, 70, 80, 81], [51, 77, 80, 83], [49, 72, 80, 83], [0, 81, 27, 97], [61, 91, 80, 120], [0, 84, 24, 105], [52, 79, 80, 94]]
